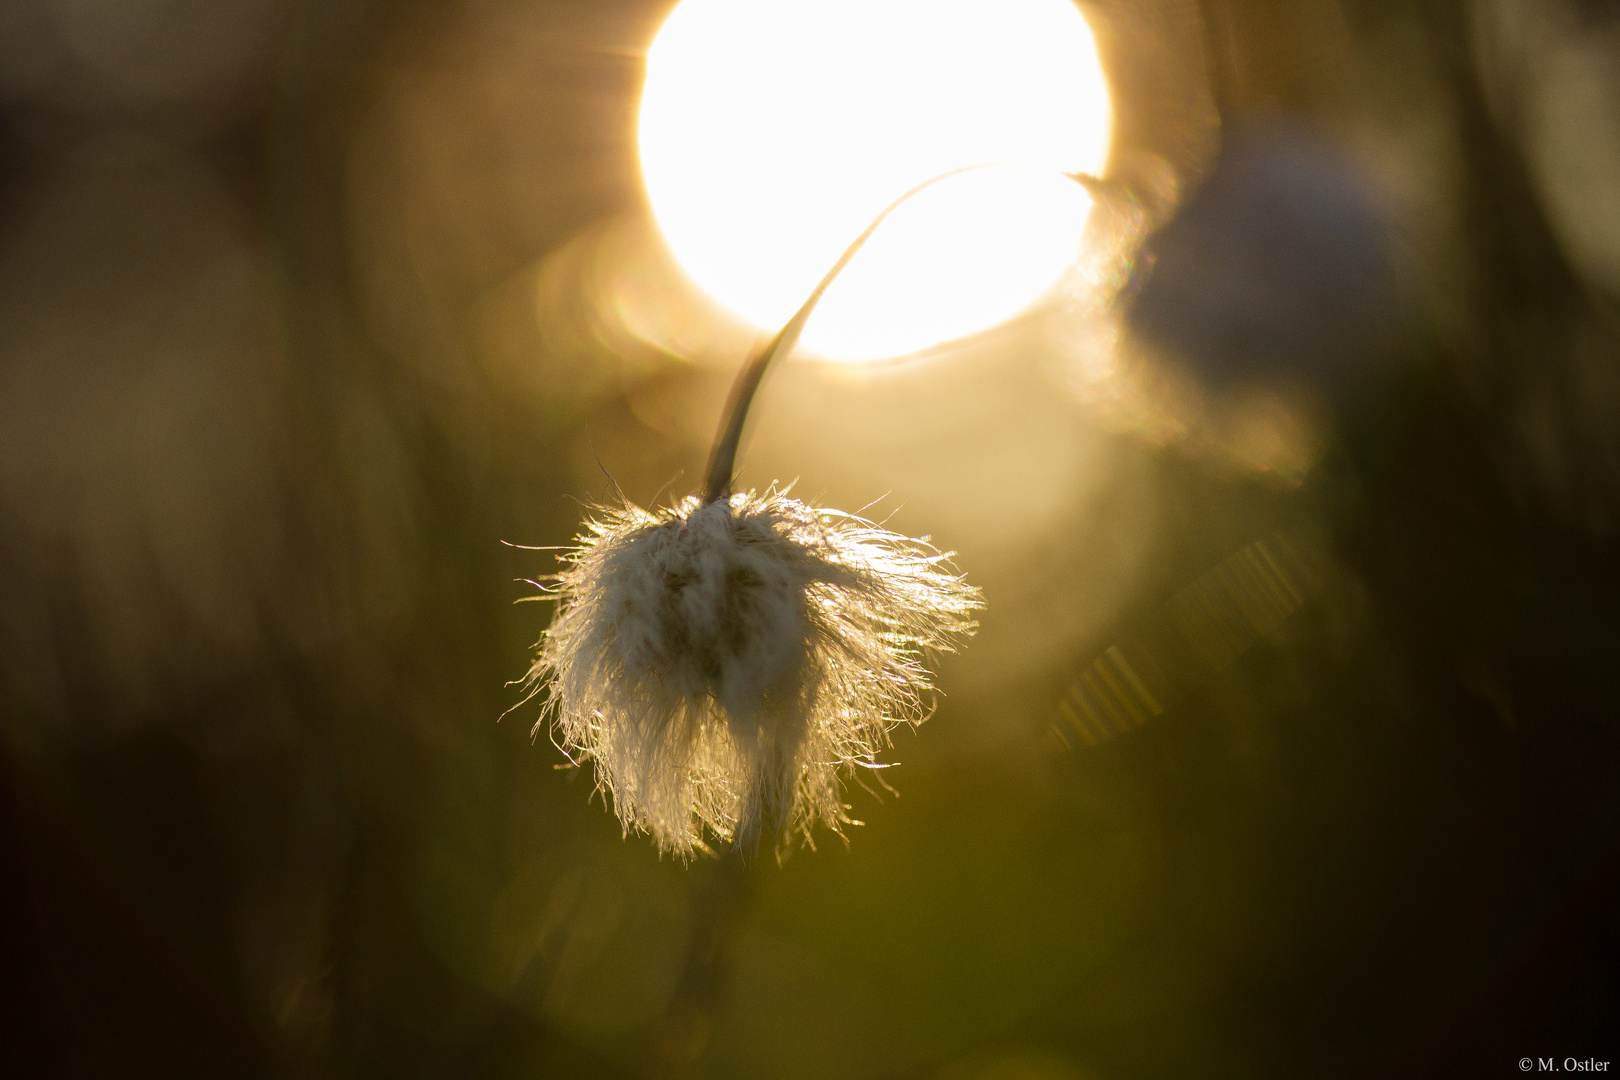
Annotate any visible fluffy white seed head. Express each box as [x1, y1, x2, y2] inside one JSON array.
[[526, 489, 980, 858]]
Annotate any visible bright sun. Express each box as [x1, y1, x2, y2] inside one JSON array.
[[638, 0, 1113, 361]]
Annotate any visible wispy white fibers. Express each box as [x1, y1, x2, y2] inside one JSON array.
[[527, 489, 980, 857]]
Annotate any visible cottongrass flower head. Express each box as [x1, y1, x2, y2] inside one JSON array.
[[522, 166, 1110, 857], [528, 488, 979, 857]]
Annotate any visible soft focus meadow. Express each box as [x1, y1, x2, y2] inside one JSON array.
[[1, 1, 1618, 1078]]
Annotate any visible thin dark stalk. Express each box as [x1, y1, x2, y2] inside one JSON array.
[[700, 166, 1108, 504], [644, 847, 753, 1079]]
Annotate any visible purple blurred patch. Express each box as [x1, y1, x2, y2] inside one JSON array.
[[1124, 122, 1396, 397]]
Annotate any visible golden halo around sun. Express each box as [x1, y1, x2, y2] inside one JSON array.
[[638, 0, 1113, 361]]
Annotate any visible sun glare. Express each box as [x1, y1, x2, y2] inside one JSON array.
[[638, 0, 1113, 361]]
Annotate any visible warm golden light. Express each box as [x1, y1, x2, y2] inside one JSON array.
[[638, 0, 1112, 361]]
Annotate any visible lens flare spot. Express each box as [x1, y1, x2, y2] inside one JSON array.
[[638, 0, 1112, 361]]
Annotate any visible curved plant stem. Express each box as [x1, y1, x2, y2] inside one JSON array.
[[700, 166, 1108, 504], [654, 164, 1109, 1076]]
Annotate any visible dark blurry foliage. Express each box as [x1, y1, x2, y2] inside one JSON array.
[[1, 1, 1618, 1078]]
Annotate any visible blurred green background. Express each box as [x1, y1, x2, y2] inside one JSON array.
[[1, 1, 1618, 1077]]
